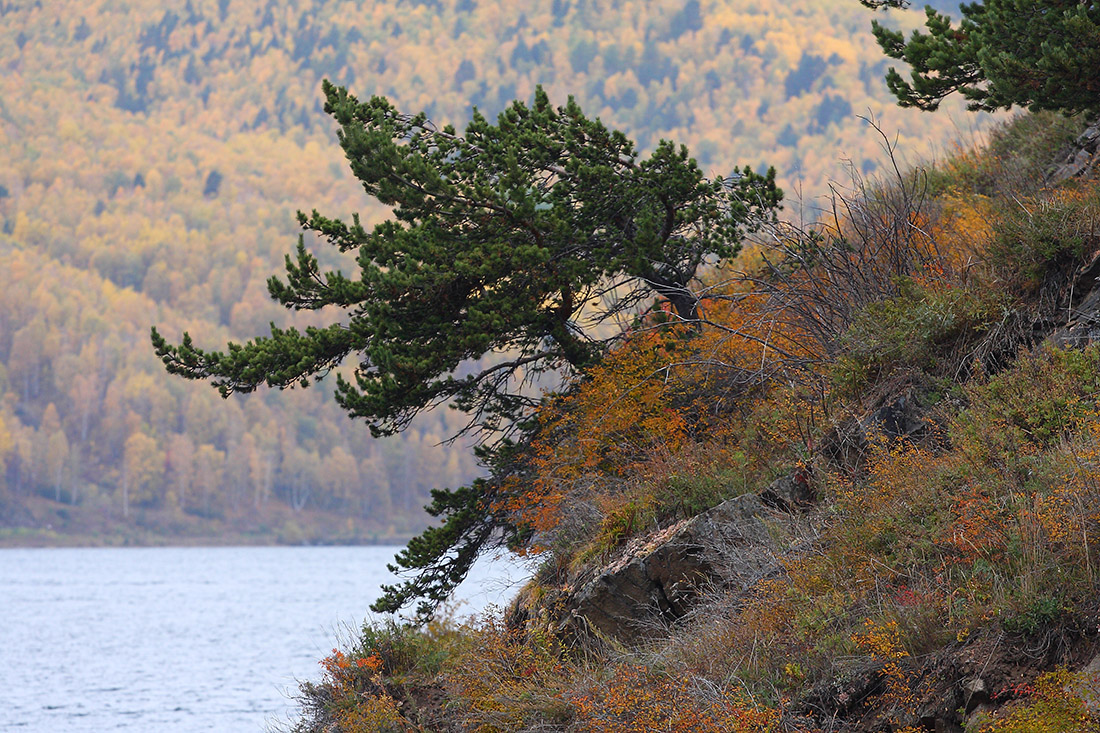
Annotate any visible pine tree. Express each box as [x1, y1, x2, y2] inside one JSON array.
[[152, 82, 781, 617], [864, 0, 1100, 114]]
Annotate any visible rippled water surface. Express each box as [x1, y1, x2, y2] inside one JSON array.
[[0, 545, 527, 732]]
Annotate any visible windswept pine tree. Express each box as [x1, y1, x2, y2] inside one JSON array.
[[863, 0, 1100, 113], [153, 83, 781, 616]]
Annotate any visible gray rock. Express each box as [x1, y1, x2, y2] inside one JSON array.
[[1048, 250, 1100, 349], [760, 468, 816, 511], [822, 389, 931, 470], [862, 392, 928, 441], [1047, 120, 1100, 185], [1080, 654, 1100, 715], [564, 494, 778, 642], [962, 676, 987, 696]]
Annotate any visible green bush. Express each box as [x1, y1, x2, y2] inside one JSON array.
[[1000, 594, 1064, 635], [350, 615, 464, 681], [989, 184, 1100, 290], [831, 276, 1005, 396], [955, 346, 1100, 456]]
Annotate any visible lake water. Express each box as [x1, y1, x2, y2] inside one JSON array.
[[0, 545, 530, 732]]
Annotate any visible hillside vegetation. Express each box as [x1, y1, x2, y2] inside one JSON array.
[[288, 111, 1100, 731], [0, 0, 985, 543]]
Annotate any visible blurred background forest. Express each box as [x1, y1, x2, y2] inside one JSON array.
[[0, 0, 992, 544]]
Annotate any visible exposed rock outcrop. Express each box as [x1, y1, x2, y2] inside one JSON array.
[[760, 466, 816, 511], [562, 494, 780, 642], [822, 387, 933, 471], [793, 622, 1100, 732], [1049, 248, 1100, 349], [1047, 119, 1100, 185]]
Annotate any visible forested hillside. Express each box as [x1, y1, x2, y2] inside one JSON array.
[[0, 0, 988, 542]]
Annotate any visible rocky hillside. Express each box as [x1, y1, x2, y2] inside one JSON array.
[[289, 112, 1100, 732]]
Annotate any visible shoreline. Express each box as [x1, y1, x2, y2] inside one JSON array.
[[0, 527, 414, 549]]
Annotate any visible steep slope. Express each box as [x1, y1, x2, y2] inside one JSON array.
[[288, 112, 1100, 732]]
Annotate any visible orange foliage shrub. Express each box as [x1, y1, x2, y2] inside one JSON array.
[[946, 485, 1009, 565], [316, 648, 419, 732], [851, 618, 917, 718], [978, 668, 1100, 733], [930, 193, 994, 271], [442, 617, 573, 731], [570, 664, 779, 733], [504, 326, 691, 539], [499, 279, 820, 558]]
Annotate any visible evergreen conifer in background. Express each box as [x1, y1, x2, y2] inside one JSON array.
[[864, 0, 1100, 114]]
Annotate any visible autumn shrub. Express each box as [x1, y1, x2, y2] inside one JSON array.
[[1034, 415, 1100, 584], [931, 191, 995, 252], [729, 391, 1084, 697], [660, 442, 949, 700], [295, 612, 584, 733], [295, 647, 416, 733], [833, 438, 945, 562], [850, 618, 918, 721], [988, 183, 1100, 291], [441, 616, 575, 731], [737, 383, 827, 465], [830, 275, 1006, 397], [504, 280, 808, 566], [502, 326, 692, 549], [974, 668, 1100, 733], [292, 616, 466, 733], [570, 663, 779, 733]]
